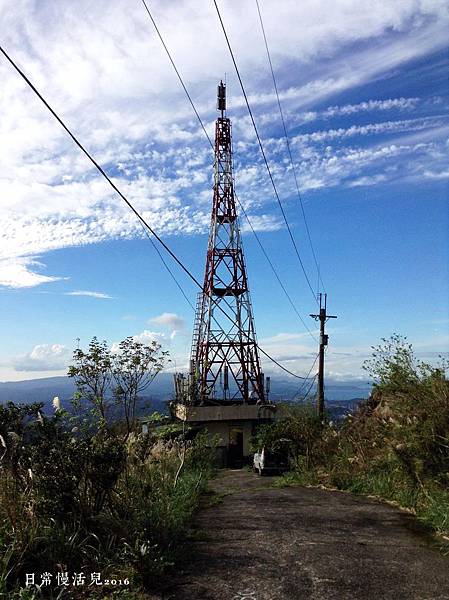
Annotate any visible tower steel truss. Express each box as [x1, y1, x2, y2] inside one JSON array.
[[189, 82, 266, 405]]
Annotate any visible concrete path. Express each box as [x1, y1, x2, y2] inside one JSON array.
[[164, 469, 449, 600]]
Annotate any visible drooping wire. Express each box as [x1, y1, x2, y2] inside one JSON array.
[[255, 0, 326, 294], [292, 352, 319, 400], [138, 0, 317, 342], [302, 373, 318, 402], [213, 0, 319, 306], [0, 44, 305, 380]]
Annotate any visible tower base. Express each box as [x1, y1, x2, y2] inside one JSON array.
[[171, 402, 276, 468]]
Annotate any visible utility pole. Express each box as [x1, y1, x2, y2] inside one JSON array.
[[310, 293, 337, 420]]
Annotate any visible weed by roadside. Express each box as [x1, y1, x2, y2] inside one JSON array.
[[254, 335, 449, 545]]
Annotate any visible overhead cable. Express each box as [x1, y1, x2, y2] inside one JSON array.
[[213, 0, 319, 306], [255, 0, 326, 294], [139, 1, 317, 341], [140, 0, 213, 148], [0, 44, 305, 380], [302, 373, 318, 402], [292, 352, 319, 399]]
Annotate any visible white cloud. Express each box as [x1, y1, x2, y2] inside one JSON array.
[[148, 312, 185, 331], [422, 168, 449, 180], [0, 0, 448, 288], [285, 138, 448, 192], [132, 330, 167, 345], [240, 213, 283, 233], [322, 97, 419, 117], [348, 174, 387, 187], [110, 330, 167, 354], [250, 96, 423, 132], [65, 290, 113, 299], [12, 344, 71, 372], [0, 257, 65, 288], [292, 116, 444, 144]]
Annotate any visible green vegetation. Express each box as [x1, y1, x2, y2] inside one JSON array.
[[250, 402, 322, 470], [254, 334, 449, 543], [68, 336, 169, 438], [0, 337, 215, 598]]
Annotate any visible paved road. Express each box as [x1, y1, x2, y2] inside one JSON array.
[[165, 469, 449, 600]]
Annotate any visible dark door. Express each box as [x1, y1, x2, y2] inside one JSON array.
[[228, 429, 244, 468]]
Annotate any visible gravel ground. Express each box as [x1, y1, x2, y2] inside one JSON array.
[[162, 469, 449, 600]]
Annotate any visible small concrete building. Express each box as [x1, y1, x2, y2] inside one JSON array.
[[172, 401, 276, 467]]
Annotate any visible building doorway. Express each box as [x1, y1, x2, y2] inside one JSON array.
[[228, 428, 244, 468]]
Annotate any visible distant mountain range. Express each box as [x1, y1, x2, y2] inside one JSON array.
[[0, 374, 371, 418], [0, 375, 172, 415]]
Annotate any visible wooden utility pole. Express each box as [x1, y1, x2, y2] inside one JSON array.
[[310, 293, 337, 420]]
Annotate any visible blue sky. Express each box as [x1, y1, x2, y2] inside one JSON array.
[[0, 0, 448, 382]]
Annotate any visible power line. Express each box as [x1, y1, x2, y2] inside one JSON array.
[[292, 352, 319, 400], [0, 44, 305, 381], [138, 0, 316, 342], [237, 200, 317, 341], [140, 0, 213, 148], [213, 0, 319, 306], [255, 0, 326, 294], [302, 373, 318, 402], [0, 47, 201, 292], [146, 233, 195, 311], [258, 347, 305, 379]]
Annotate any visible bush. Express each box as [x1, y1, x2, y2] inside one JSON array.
[[0, 402, 215, 597], [250, 402, 323, 469], [274, 335, 449, 541]]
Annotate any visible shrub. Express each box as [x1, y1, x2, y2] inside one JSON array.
[[250, 402, 323, 469], [1, 399, 214, 596], [274, 335, 449, 541]]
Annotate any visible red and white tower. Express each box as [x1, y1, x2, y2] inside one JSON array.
[[188, 82, 266, 405]]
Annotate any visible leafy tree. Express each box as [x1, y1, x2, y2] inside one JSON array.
[[251, 403, 323, 468], [111, 337, 170, 438], [68, 337, 112, 422], [68, 336, 169, 437], [362, 333, 421, 392]]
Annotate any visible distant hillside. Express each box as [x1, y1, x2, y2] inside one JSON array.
[[0, 374, 174, 415], [268, 379, 371, 402], [0, 374, 370, 416], [0, 376, 77, 404]]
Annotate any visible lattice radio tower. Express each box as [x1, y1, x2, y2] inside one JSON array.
[[187, 82, 267, 405]]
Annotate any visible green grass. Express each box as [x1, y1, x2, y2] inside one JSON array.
[[418, 486, 449, 537], [273, 470, 320, 488], [0, 437, 215, 598]]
